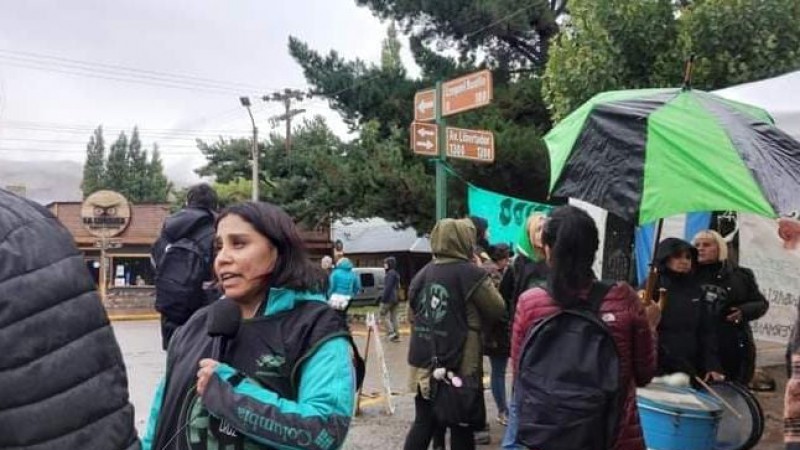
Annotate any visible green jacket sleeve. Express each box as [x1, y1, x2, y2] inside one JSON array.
[[201, 336, 355, 450], [470, 277, 507, 326], [140, 378, 165, 450]]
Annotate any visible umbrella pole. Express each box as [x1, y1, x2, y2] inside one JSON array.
[[642, 219, 665, 305]]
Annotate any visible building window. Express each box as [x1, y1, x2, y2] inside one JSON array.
[[110, 256, 155, 286]]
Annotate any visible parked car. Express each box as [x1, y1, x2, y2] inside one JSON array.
[[350, 267, 385, 306]]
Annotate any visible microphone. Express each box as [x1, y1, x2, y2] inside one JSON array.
[[206, 297, 241, 362]]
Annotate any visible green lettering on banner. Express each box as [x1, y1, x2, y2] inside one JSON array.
[[467, 185, 552, 247]]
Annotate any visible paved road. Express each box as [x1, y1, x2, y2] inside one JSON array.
[[113, 320, 784, 449], [112, 320, 507, 448]]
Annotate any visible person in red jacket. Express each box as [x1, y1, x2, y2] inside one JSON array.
[[509, 205, 660, 450]]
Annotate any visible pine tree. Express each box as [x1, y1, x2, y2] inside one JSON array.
[[381, 23, 404, 74], [127, 127, 149, 200], [146, 144, 170, 202], [105, 132, 129, 194], [81, 126, 106, 197]]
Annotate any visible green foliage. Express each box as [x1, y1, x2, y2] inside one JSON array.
[[81, 126, 106, 197], [675, 0, 800, 90], [543, 0, 677, 120], [355, 0, 565, 69], [286, 20, 554, 230], [544, 0, 800, 120], [214, 178, 255, 208], [80, 126, 172, 202]]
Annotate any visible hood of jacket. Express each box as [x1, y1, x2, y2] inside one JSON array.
[[163, 206, 214, 241], [655, 237, 698, 273], [431, 218, 475, 261], [334, 257, 354, 271]]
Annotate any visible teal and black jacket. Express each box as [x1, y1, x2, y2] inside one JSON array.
[[141, 288, 359, 450]]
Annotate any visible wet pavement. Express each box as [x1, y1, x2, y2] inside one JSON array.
[[113, 319, 785, 449]]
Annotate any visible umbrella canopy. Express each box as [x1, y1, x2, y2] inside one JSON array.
[[546, 88, 800, 225]]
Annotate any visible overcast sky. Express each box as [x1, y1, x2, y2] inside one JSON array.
[[0, 0, 418, 184]]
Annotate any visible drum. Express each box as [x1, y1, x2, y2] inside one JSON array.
[[700, 381, 764, 450], [637, 384, 723, 450]]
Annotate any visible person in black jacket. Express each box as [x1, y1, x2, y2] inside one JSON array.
[[152, 183, 218, 349], [0, 188, 139, 450], [693, 230, 769, 384], [380, 256, 402, 342], [649, 238, 724, 381]]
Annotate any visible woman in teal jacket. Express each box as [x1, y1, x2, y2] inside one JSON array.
[[327, 257, 361, 314], [142, 202, 361, 450]]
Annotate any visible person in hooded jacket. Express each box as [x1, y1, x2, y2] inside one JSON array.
[[380, 256, 402, 342], [694, 229, 768, 384], [152, 183, 218, 349], [142, 201, 359, 450], [647, 238, 724, 381], [404, 218, 506, 450], [0, 188, 140, 450], [327, 257, 361, 318]]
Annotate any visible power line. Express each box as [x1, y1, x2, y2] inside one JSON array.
[[0, 56, 265, 97], [0, 147, 202, 156], [0, 137, 200, 147], [0, 48, 271, 92]]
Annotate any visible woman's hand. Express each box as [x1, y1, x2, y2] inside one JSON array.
[[726, 307, 743, 324], [704, 371, 726, 382], [197, 358, 219, 396], [644, 302, 662, 331]]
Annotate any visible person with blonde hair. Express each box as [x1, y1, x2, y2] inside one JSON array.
[[500, 211, 551, 449], [693, 229, 768, 384]]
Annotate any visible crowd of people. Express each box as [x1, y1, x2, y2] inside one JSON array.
[[0, 182, 784, 450]]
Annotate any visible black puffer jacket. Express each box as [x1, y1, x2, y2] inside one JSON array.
[[696, 260, 769, 384], [652, 238, 721, 377], [0, 189, 139, 450]]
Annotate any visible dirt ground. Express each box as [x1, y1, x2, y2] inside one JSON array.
[[752, 365, 786, 449]]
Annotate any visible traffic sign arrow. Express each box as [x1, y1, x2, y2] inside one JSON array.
[[414, 89, 436, 122], [417, 99, 433, 113], [417, 127, 435, 138], [410, 122, 439, 156], [418, 139, 434, 150]]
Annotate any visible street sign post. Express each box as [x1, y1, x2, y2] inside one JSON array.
[[410, 122, 438, 156], [414, 89, 436, 122], [445, 127, 495, 163], [442, 69, 493, 117], [411, 70, 495, 221]]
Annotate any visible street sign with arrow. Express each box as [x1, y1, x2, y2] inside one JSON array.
[[411, 122, 438, 156], [414, 89, 436, 122]]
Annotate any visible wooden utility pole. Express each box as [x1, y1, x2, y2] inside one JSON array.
[[263, 89, 308, 153]]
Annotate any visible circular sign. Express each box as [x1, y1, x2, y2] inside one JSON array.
[[81, 190, 131, 238]]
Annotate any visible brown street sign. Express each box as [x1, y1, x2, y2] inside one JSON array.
[[411, 122, 438, 156], [442, 70, 493, 117], [445, 127, 494, 163], [414, 89, 436, 122]]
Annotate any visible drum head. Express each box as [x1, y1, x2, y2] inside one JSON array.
[[702, 381, 764, 450]]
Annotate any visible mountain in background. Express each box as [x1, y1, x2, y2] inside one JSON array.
[[0, 159, 199, 204], [0, 159, 83, 204]]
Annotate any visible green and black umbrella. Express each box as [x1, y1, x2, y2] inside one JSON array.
[[546, 87, 800, 225]]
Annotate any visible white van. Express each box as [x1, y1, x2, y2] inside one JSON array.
[[350, 267, 386, 306]]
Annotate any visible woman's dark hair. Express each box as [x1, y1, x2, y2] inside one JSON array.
[[542, 205, 599, 307], [384, 256, 397, 270], [216, 202, 325, 292]]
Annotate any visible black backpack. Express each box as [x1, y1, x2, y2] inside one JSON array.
[[514, 281, 622, 450], [152, 217, 215, 329]]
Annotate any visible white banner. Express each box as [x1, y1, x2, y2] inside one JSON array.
[[740, 214, 800, 344]]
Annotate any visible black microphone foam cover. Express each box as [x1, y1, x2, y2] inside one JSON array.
[[207, 297, 242, 339]]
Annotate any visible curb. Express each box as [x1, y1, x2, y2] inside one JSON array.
[[108, 313, 160, 322]]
